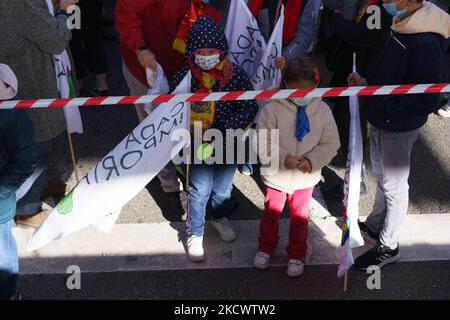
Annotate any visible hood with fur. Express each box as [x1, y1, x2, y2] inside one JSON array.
[[391, 1, 450, 38]]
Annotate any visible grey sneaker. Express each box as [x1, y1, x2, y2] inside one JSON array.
[[210, 217, 237, 242]]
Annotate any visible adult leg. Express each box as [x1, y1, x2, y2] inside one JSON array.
[[365, 127, 388, 234], [82, 0, 109, 92], [377, 129, 419, 249]]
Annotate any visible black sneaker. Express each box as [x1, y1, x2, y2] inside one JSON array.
[[358, 220, 380, 245], [353, 243, 400, 271], [89, 87, 110, 97]]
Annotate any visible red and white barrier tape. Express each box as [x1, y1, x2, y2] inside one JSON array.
[[1, 83, 449, 109]]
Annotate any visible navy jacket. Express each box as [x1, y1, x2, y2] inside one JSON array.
[[0, 110, 36, 224], [366, 31, 448, 132]]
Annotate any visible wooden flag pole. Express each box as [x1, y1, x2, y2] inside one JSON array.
[[67, 130, 80, 183]]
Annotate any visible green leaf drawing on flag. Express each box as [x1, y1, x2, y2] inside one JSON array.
[[57, 188, 74, 215], [68, 73, 77, 98]]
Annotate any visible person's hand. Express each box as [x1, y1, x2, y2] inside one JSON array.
[[285, 155, 303, 170], [347, 72, 368, 87], [137, 49, 157, 71], [275, 57, 287, 70], [297, 157, 312, 173], [58, 0, 79, 11]]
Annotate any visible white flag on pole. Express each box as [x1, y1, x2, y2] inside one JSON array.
[[28, 73, 192, 252], [337, 64, 365, 277], [45, 0, 83, 134], [251, 6, 284, 91], [225, 0, 266, 78]]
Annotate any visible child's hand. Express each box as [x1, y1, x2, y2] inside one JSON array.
[[297, 157, 312, 173], [275, 57, 287, 70], [285, 155, 302, 169]]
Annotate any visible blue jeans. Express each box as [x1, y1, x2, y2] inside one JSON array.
[[187, 164, 236, 236], [0, 220, 18, 299], [16, 141, 50, 216]]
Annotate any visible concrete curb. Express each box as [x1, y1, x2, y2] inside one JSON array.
[[14, 214, 450, 275]]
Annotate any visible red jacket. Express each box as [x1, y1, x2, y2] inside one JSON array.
[[115, 0, 220, 86]]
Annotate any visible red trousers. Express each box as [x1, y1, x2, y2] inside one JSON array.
[[259, 185, 314, 260]]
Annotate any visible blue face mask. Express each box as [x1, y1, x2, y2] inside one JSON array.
[[290, 97, 314, 107], [383, 1, 407, 17]]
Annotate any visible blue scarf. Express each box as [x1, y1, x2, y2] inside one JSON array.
[[295, 106, 310, 141]]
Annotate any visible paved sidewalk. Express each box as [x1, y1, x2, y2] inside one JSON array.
[[15, 214, 450, 275]]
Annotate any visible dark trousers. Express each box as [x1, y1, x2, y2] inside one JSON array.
[[69, 0, 108, 79]]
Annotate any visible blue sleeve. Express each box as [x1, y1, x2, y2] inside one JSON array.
[[282, 0, 321, 60], [0, 111, 37, 195]]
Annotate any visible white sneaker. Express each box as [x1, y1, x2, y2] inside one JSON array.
[[186, 235, 204, 262], [287, 259, 304, 277], [210, 217, 237, 242], [253, 251, 271, 270], [437, 104, 450, 118]]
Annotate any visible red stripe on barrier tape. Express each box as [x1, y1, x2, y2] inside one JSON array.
[[391, 84, 416, 95], [219, 91, 245, 101], [289, 89, 315, 98], [118, 96, 141, 105], [323, 87, 348, 97], [15, 100, 38, 109], [425, 83, 448, 93], [152, 94, 176, 104], [255, 89, 281, 100], [49, 98, 71, 108], [82, 97, 108, 106], [356, 85, 383, 96], [186, 92, 209, 103]]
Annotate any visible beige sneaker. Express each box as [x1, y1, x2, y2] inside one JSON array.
[[186, 235, 205, 262], [15, 209, 50, 229], [253, 251, 271, 270], [287, 259, 304, 277]]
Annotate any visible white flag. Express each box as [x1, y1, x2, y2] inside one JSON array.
[[252, 6, 284, 91], [28, 73, 192, 251], [225, 0, 266, 77], [337, 65, 365, 277], [46, 0, 83, 134]]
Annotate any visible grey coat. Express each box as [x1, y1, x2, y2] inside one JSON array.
[[0, 0, 72, 141], [243, 0, 321, 60]]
